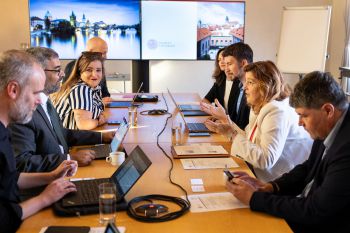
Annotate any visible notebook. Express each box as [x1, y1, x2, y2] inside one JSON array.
[[81, 118, 129, 159], [106, 82, 143, 108], [167, 89, 211, 133], [61, 145, 152, 207]]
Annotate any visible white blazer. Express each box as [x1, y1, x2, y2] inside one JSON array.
[[231, 98, 313, 182]]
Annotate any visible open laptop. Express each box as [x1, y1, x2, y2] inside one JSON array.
[[106, 82, 143, 108], [82, 118, 129, 159], [61, 145, 152, 207], [167, 89, 210, 133]]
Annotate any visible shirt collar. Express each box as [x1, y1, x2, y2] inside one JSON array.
[[324, 106, 348, 149], [39, 92, 49, 106]]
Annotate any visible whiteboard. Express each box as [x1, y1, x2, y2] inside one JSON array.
[[276, 6, 332, 74]]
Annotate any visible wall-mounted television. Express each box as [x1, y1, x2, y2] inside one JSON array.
[[29, 0, 141, 60], [141, 1, 245, 60]]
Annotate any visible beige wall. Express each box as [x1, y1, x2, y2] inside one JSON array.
[[0, 0, 345, 95]]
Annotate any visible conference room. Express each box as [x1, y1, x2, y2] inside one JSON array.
[[1, 0, 350, 232]]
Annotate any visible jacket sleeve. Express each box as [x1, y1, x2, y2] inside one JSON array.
[[204, 83, 218, 103], [250, 142, 350, 225], [231, 104, 290, 169], [9, 123, 66, 172], [63, 128, 102, 146]]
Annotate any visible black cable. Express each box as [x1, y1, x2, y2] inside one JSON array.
[[155, 93, 191, 207], [127, 194, 190, 222], [126, 93, 191, 222]]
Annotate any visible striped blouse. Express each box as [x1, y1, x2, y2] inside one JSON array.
[[55, 81, 104, 129]]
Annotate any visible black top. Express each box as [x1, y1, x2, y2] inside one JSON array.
[[251, 106, 350, 233], [63, 60, 110, 98], [205, 74, 250, 129], [0, 121, 23, 233]]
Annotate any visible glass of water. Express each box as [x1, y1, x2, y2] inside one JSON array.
[[128, 105, 138, 127], [171, 121, 182, 145], [99, 182, 116, 225]]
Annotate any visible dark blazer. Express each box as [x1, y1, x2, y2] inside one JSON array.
[[205, 75, 250, 129], [9, 105, 101, 172], [250, 106, 350, 233], [64, 60, 110, 98]]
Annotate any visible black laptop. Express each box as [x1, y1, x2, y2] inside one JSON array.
[[106, 82, 143, 108], [167, 89, 210, 133], [61, 145, 152, 207]]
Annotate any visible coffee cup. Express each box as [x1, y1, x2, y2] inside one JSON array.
[[106, 151, 125, 166]]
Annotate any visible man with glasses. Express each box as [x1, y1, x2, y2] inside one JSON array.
[[64, 37, 111, 100], [9, 47, 115, 172]]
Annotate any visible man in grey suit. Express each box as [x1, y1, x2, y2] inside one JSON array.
[[9, 47, 115, 172]]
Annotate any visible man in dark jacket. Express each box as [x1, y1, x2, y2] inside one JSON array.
[[9, 47, 114, 172], [226, 71, 350, 233]]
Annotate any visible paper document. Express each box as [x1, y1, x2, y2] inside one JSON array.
[[173, 145, 228, 155], [181, 158, 239, 169], [184, 192, 248, 213], [39, 226, 126, 233]]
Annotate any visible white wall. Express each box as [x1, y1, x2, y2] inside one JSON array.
[[0, 0, 345, 97]]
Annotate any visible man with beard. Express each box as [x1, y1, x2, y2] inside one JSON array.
[[0, 50, 77, 232], [9, 47, 114, 172], [201, 43, 251, 130]]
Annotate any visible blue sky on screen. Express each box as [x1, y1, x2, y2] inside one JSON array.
[[30, 0, 140, 25], [198, 2, 245, 25]]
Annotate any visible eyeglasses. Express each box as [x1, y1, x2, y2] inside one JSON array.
[[44, 68, 62, 74]]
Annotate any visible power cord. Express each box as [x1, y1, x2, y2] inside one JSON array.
[[126, 92, 191, 222]]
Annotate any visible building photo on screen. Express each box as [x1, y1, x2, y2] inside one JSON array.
[[29, 0, 141, 59], [141, 1, 245, 60]]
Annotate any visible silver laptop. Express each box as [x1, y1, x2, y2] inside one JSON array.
[[167, 89, 210, 133], [83, 118, 130, 159]]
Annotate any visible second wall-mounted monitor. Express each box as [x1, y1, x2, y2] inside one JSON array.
[[29, 0, 141, 59], [141, 0, 245, 60]]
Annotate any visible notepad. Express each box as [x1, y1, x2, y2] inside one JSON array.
[[171, 144, 229, 158]]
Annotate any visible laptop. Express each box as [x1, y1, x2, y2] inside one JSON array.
[[167, 89, 211, 133], [82, 118, 129, 159], [106, 82, 143, 108], [61, 145, 152, 207]]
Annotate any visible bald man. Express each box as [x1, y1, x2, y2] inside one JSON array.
[[64, 37, 111, 98]]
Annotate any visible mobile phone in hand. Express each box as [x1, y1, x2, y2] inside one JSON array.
[[223, 170, 235, 181]]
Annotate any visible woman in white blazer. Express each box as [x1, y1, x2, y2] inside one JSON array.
[[205, 61, 312, 181]]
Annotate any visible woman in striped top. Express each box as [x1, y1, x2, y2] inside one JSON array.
[[52, 52, 106, 130]]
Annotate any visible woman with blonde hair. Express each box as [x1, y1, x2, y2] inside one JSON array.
[[53, 52, 106, 130], [206, 61, 312, 181]]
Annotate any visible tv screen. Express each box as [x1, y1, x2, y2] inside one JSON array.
[[141, 1, 245, 60], [29, 0, 141, 59]]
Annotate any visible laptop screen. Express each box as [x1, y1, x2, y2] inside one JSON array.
[[110, 118, 129, 152], [111, 145, 152, 197]]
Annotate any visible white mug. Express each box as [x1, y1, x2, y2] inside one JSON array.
[[106, 151, 125, 166]]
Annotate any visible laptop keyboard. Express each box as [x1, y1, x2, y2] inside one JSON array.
[[90, 145, 111, 158], [62, 178, 110, 207], [187, 123, 209, 132]]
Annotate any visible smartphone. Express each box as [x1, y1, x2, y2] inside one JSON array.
[[45, 226, 90, 233], [104, 223, 121, 233], [107, 120, 121, 125], [223, 170, 235, 181], [189, 132, 210, 137]]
